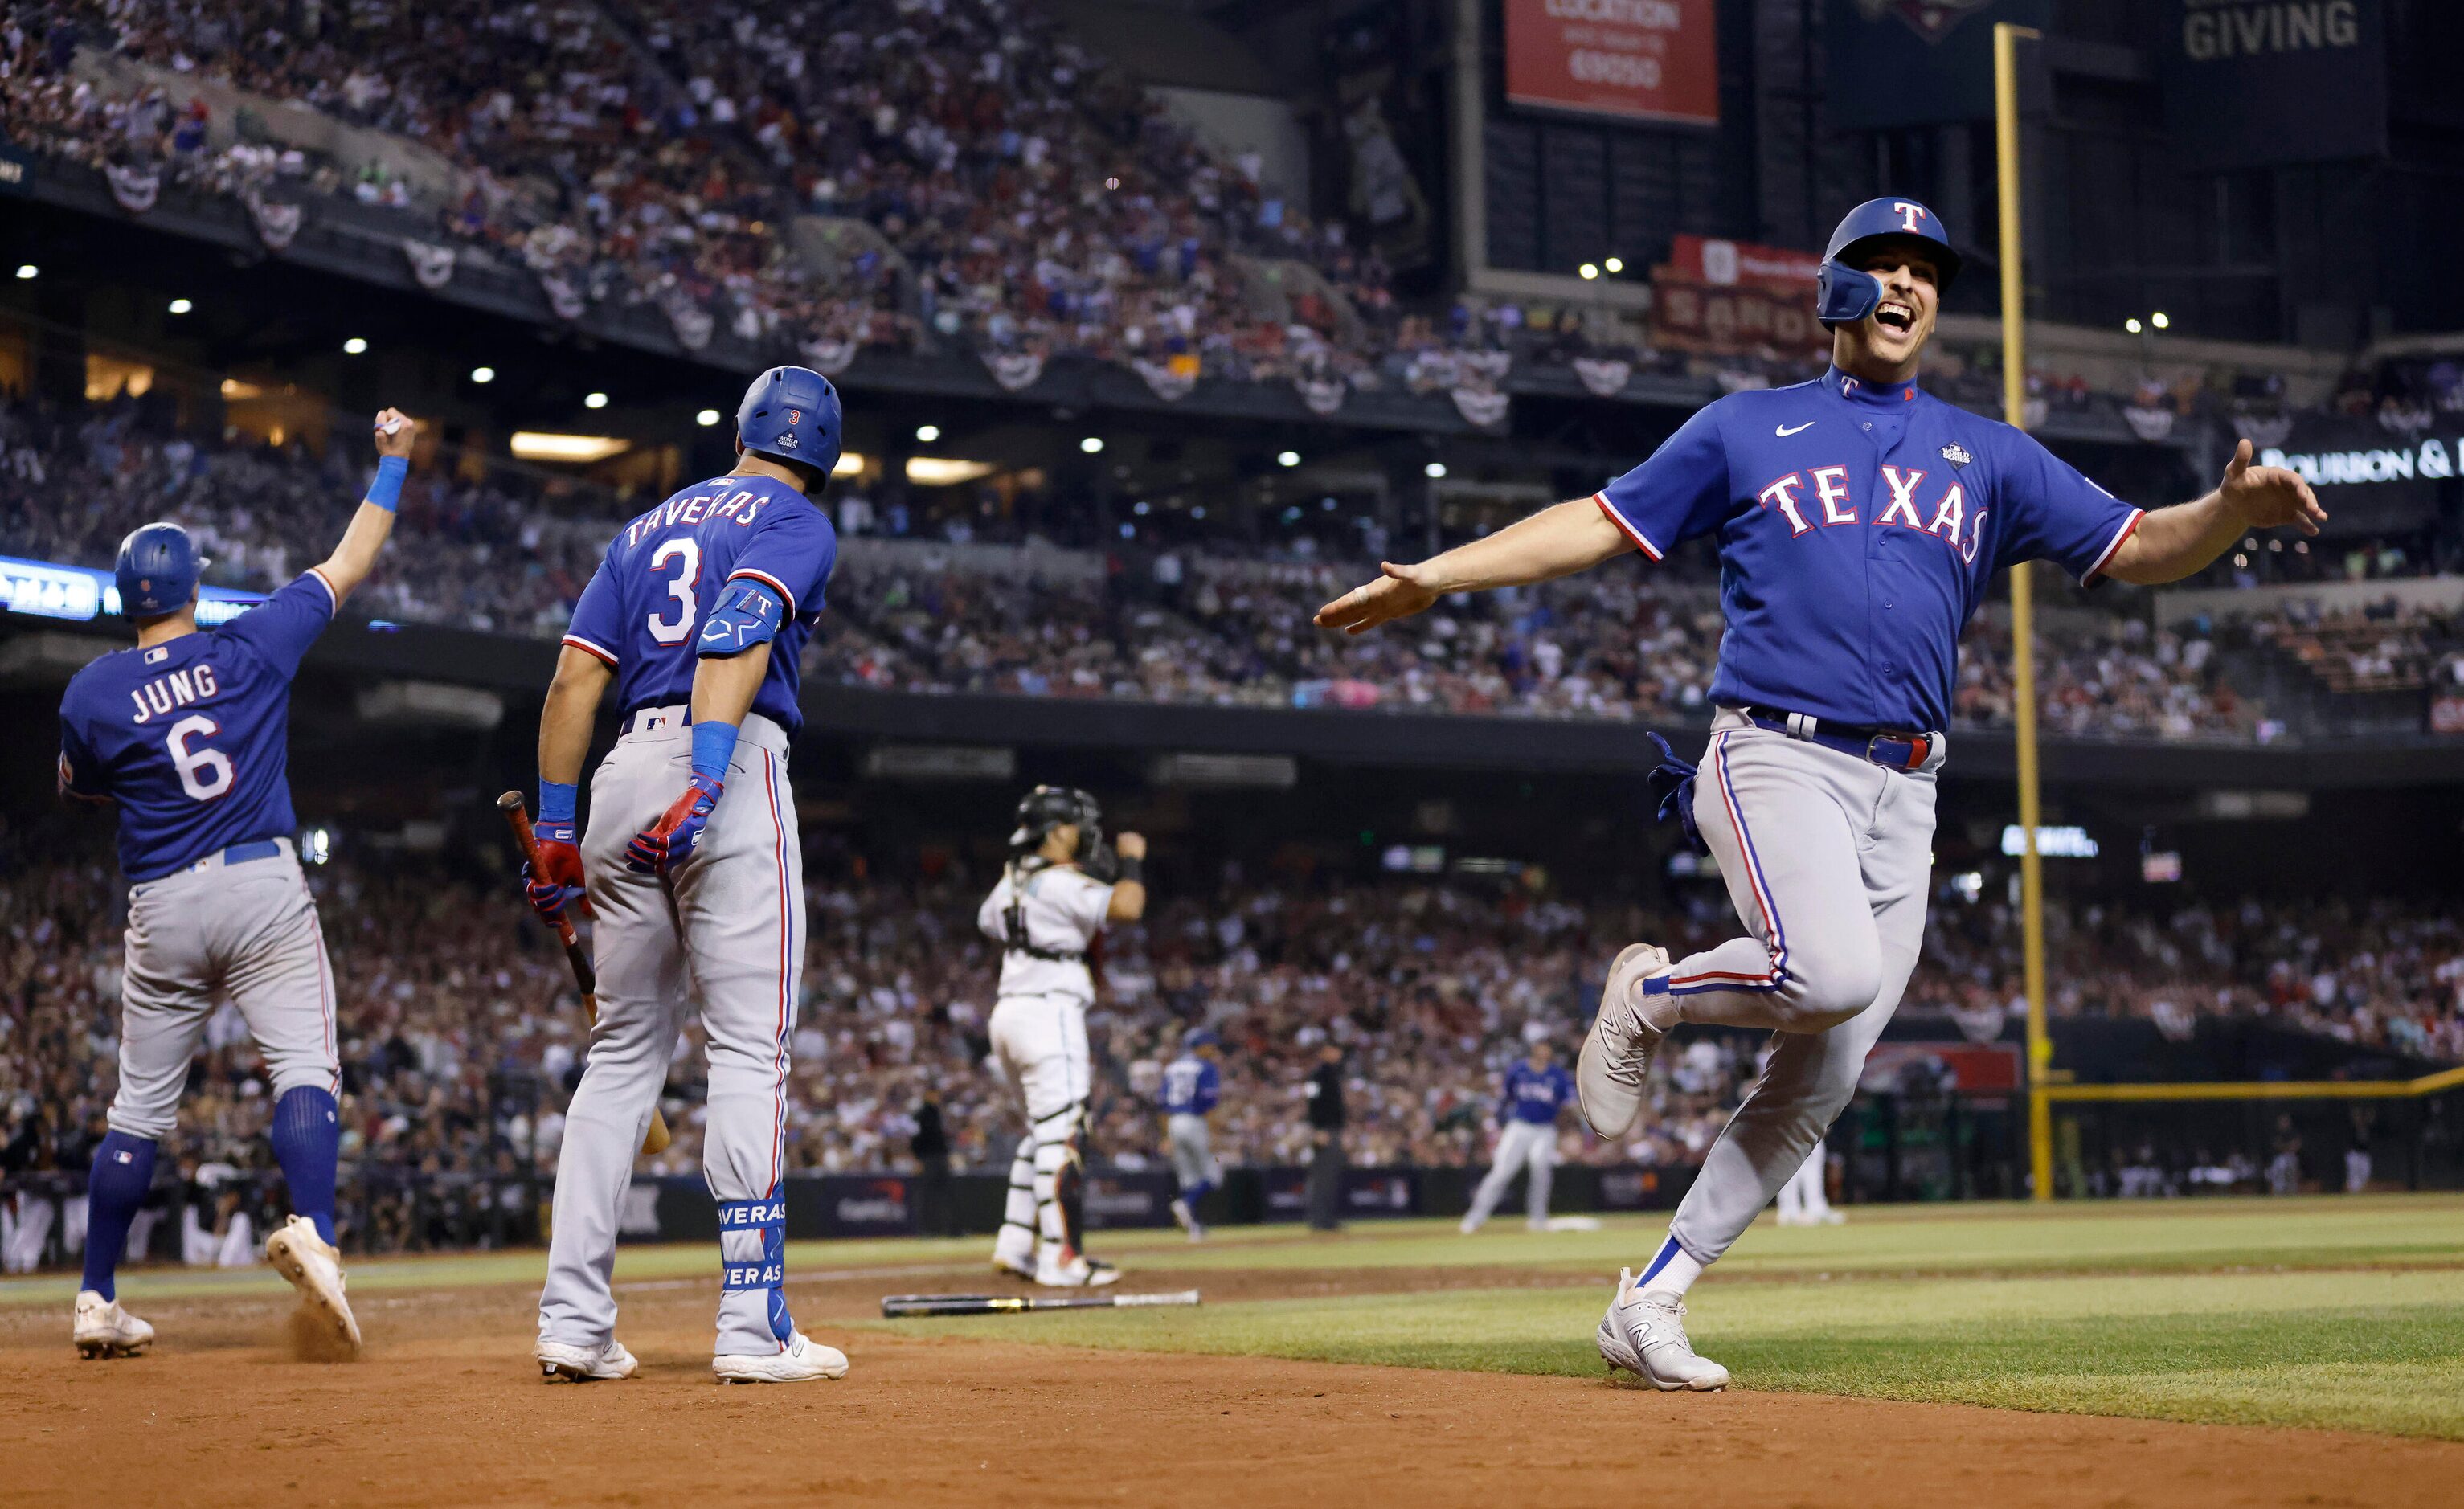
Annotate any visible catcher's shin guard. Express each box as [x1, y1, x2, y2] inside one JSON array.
[[1055, 1129, 1087, 1257]]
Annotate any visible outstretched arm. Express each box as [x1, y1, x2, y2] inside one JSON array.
[[315, 409, 416, 603], [2102, 439, 2325, 586], [1312, 498, 1632, 636]]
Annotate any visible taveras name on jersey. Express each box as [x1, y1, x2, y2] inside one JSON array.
[[561, 472, 838, 735]]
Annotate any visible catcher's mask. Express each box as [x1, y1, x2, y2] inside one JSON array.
[[1009, 784, 1102, 859]]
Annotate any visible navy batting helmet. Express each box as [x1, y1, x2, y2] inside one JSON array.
[[114, 523, 203, 619], [1814, 198, 1963, 326], [735, 365, 843, 481], [1183, 1027, 1220, 1051]]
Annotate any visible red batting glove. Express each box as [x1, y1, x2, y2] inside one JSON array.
[[624, 773, 722, 875], [524, 820, 588, 922]]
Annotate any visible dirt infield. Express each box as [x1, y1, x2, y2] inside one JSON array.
[[2, 1272, 2458, 1509]]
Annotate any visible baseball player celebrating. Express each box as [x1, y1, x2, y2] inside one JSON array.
[[526, 366, 845, 1385], [981, 787, 1148, 1286], [57, 408, 419, 1359], [1459, 1041, 1574, 1234], [1161, 1028, 1222, 1241], [1316, 197, 2324, 1390]]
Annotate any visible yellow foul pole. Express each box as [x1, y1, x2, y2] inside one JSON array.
[[1993, 21, 2055, 1202]]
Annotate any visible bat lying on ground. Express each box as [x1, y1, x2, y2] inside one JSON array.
[[496, 791, 673, 1156], [881, 1290, 1203, 1319]]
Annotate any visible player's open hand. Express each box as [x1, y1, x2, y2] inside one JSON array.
[[373, 408, 416, 459], [2219, 437, 2325, 536], [1313, 561, 1442, 636]]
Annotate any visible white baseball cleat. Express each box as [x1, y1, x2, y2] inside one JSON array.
[[264, 1214, 362, 1358], [714, 1331, 848, 1384], [1458, 1215, 1481, 1236], [1169, 1198, 1205, 1241], [1597, 1268, 1729, 1392], [536, 1338, 639, 1382], [1035, 1252, 1121, 1287], [991, 1250, 1038, 1282], [73, 1290, 155, 1359], [1576, 943, 1673, 1139]]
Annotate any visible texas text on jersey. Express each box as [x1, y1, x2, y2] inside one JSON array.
[[559, 473, 838, 734], [1594, 366, 2142, 734]]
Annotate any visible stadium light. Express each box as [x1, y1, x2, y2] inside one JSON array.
[[696, 408, 721, 427], [905, 456, 993, 485], [2125, 317, 2143, 334], [14, 264, 35, 280], [915, 423, 941, 442], [1191, 506, 1207, 521], [510, 432, 629, 463], [2151, 311, 2171, 329], [1080, 436, 1104, 454], [1604, 256, 1624, 274], [833, 452, 865, 477], [1578, 263, 1600, 280], [583, 391, 608, 410], [1424, 462, 1447, 480], [471, 366, 496, 384], [342, 337, 368, 355], [1277, 450, 1300, 468], [167, 298, 192, 315], [1133, 501, 1152, 516]]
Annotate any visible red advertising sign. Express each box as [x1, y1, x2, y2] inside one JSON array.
[[1651, 235, 1828, 357], [1504, 0, 1721, 127]]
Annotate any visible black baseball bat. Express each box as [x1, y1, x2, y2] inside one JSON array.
[[881, 1290, 1202, 1318]]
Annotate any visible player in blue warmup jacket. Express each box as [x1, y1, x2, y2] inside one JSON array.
[[56, 409, 416, 1360], [1459, 1042, 1575, 1234], [1319, 198, 2325, 1390], [1161, 1029, 1223, 1241]]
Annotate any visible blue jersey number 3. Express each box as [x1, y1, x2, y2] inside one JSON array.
[[647, 538, 701, 645]]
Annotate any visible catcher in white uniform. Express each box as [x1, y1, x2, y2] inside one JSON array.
[[980, 787, 1148, 1286]]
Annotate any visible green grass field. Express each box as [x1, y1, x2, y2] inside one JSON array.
[[10, 1195, 2462, 1438]]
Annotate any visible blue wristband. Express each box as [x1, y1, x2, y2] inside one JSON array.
[[366, 454, 408, 513], [690, 720, 740, 786], [538, 779, 578, 825]]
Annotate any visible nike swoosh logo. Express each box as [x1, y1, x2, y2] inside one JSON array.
[[1776, 422, 1816, 437]]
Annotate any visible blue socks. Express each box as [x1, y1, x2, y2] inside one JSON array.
[[81, 1131, 158, 1300], [269, 1086, 342, 1245], [1181, 1178, 1216, 1206]]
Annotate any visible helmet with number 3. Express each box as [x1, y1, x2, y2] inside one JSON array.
[[735, 365, 843, 481]]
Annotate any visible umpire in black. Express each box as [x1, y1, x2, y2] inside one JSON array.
[[1304, 1041, 1346, 1231], [910, 1090, 957, 1238]]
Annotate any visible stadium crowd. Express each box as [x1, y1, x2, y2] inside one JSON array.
[[6, 816, 2462, 1262], [14, 0, 2463, 433], [6, 388, 2407, 742]]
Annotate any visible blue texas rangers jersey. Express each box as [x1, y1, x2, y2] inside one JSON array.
[[1501, 1061, 1575, 1125], [1162, 1053, 1221, 1116], [57, 571, 338, 881], [1594, 366, 2143, 731], [561, 473, 837, 734]]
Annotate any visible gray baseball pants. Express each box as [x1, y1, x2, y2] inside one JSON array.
[[113, 840, 337, 1139], [1660, 710, 1939, 1266], [537, 709, 804, 1360]]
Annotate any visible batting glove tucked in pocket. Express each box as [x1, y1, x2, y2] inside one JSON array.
[[524, 820, 588, 921], [624, 773, 723, 875]]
